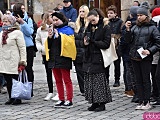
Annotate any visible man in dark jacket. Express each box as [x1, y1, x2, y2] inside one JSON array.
[[60, 0, 77, 22]]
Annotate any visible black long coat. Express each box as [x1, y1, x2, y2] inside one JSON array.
[[83, 18, 111, 73]]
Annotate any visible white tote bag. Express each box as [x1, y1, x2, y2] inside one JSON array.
[[100, 37, 118, 68]]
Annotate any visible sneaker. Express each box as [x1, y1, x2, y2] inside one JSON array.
[[51, 93, 59, 101], [152, 101, 160, 106], [141, 102, 152, 110], [63, 100, 73, 108], [1, 87, 7, 94], [135, 103, 143, 110], [44, 93, 53, 101], [54, 100, 64, 108]]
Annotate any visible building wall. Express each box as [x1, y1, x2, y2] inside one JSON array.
[[121, 0, 155, 21], [33, 0, 155, 22]]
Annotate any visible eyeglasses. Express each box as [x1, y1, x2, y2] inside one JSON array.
[[90, 19, 96, 22], [21, 7, 25, 10]]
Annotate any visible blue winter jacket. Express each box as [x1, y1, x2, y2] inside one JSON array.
[[60, 5, 77, 22], [20, 12, 34, 47]]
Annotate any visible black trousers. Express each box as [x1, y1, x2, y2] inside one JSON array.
[[155, 57, 160, 101], [131, 60, 152, 103], [25, 46, 34, 96], [105, 55, 121, 82], [42, 55, 53, 93], [3, 74, 18, 98], [151, 64, 159, 97], [74, 63, 84, 93], [25, 46, 34, 83]]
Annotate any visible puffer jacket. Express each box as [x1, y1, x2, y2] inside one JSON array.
[[74, 18, 85, 63], [82, 18, 111, 73], [125, 20, 160, 61]]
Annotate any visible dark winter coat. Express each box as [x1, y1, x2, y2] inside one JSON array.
[[47, 22, 72, 69], [60, 5, 77, 22], [74, 18, 85, 63], [124, 20, 160, 61], [82, 18, 111, 73]]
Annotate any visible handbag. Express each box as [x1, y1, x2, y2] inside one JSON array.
[[100, 37, 118, 68], [11, 70, 32, 100]]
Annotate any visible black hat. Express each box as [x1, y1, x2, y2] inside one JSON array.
[[51, 12, 67, 22], [130, 6, 139, 18], [63, 0, 71, 2], [137, 1, 150, 16]]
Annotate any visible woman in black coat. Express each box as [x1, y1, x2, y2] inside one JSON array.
[[83, 8, 112, 112], [125, 4, 160, 110], [74, 5, 89, 95]]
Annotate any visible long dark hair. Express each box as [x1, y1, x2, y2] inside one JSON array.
[[87, 8, 105, 19], [12, 3, 24, 18]]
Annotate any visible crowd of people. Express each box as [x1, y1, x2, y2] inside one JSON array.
[[0, 0, 160, 112]]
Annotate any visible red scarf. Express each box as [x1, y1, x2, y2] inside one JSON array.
[[2, 28, 14, 45]]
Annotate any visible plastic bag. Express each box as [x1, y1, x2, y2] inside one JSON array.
[[11, 70, 32, 100]]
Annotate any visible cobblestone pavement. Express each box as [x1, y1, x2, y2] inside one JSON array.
[[0, 53, 159, 120]]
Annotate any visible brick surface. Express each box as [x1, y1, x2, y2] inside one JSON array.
[[0, 53, 159, 120]]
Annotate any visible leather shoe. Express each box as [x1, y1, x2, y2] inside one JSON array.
[[94, 104, 105, 112], [5, 98, 15, 105], [131, 95, 139, 103], [12, 99, 22, 105], [113, 81, 120, 87], [88, 103, 99, 111]]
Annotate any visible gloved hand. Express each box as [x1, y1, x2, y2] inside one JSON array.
[[18, 65, 25, 72]]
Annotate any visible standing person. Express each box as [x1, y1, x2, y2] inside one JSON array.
[[60, 0, 77, 22], [151, 7, 160, 105], [35, 13, 54, 101], [120, 6, 139, 100], [125, 1, 160, 110], [74, 5, 89, 95], [0, 15, 26, 105], [47, 12, 76, 108], [12, 3, 35, 97], [105, 5, 124, 87], [83, 8, 112, 112]]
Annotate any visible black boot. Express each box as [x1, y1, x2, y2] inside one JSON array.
[[88, 103, 99, 111], [131, 94, 139, 103], [12, 99, 22, 105], [94, 103, 105, 112], [5, 98, 15, 105], [113, 81, 120, 87]]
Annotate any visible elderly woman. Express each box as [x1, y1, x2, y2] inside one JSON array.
[[0, 15, 26, 105]]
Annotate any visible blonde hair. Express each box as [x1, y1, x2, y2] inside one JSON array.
[[0, 10, 3, 20], [41, 12, 50, 30], [75, 5, 89, 33]]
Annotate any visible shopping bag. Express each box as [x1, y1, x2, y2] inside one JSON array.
[[11, 70, 32, 100], [100, 37, 118, 68]]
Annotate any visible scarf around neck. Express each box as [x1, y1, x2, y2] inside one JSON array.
[[2, 26, 14, 45]]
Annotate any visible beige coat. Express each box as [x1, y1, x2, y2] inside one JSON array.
[[0, 30, 26, 74]]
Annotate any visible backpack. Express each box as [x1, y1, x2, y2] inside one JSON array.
[[25, 18, 38, 52]]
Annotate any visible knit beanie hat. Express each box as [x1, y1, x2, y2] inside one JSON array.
[[51, 12, 67, 23], [129, 6, 139, 18], [152, 7, 160, 17], [137, 1, 150, 16], [3, 14, 16, 25]]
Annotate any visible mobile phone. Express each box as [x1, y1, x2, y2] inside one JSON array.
[[13, 10, 24, 18]]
